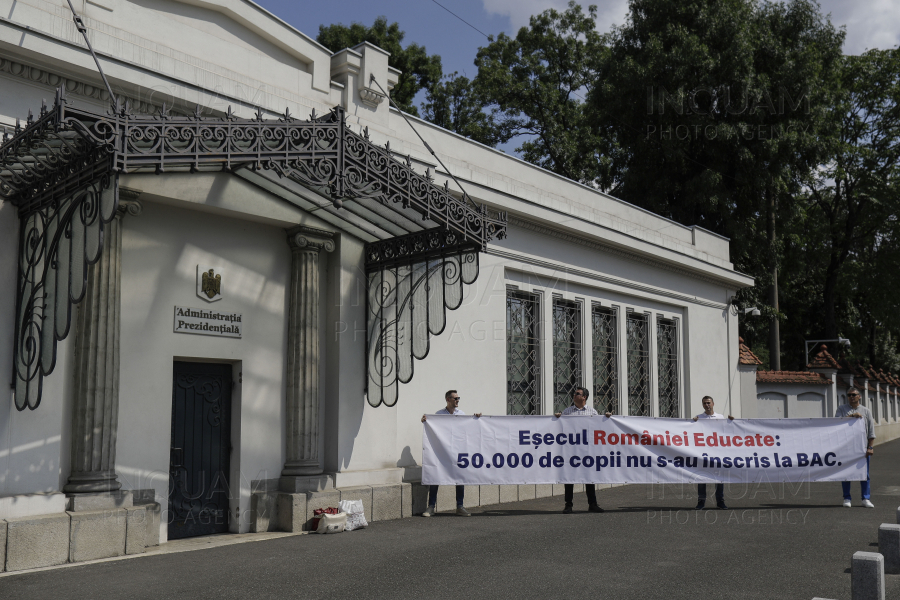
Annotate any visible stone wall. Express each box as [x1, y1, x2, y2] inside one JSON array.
[[0, 492, 160, 573]]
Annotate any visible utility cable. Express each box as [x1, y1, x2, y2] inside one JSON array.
[[430, 0, 491, 39]]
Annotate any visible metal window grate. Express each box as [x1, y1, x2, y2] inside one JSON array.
[[592, 306, 618, 415], [657, 318, 680, 418], [507, 291, 540, 415], [627, 313, 650, 416], [552, 299, 582, 414]]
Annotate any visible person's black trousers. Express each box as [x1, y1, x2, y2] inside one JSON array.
[[697, 483, 724, 503], [564, 483, 597, 506]]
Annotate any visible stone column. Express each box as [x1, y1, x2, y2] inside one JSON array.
[[281, 226, 334, 480], [64, 195, 142, 494]]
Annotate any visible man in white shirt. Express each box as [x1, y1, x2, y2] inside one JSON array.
[[554, 387, 610, 514], [835, 386, 876, 508], [420, 390, 481, 517], [692, 396, 731, 510]]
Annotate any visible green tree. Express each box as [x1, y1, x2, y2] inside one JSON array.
[[798, 48, 900, 342], [317, 17, 442, 116], [589, 0, 844, 369], [473, 2, 609, 183], [420, 72, 513, 147]]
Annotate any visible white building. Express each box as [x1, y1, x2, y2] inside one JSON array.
[[0, 0, 753, 570]]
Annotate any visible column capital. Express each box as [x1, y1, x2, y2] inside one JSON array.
[[117, 187, 143, 219], [287, 225, 335, 253]]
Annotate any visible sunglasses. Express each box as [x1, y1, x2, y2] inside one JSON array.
[[849, 394, 860, 398]]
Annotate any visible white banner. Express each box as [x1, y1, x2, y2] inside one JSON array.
[[422, 415, 868, 485]]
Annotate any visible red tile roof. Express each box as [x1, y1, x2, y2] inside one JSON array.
[[807, 344, 840, 369], [756, 371, 832, 385], [838, 376, 853, 389], [738, 337, 763, 366]]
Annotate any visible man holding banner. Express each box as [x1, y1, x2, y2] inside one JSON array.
[[422, 390, 868, 507], [692, 396, 732, 510], [421, 390, 481, 517], [554, 387, 610, 514], [835, 387, 876, 508]]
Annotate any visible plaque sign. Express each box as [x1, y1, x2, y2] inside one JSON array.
[[174, 306, 242, 338]]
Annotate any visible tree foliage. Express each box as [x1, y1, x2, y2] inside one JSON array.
[[421, 72, 512, 147], [587, 0, 850, 369], [318, 2, 900, 372], [787, 48, 900, 365], [473, 2, 608, 183], [316, 17, 442, 116]]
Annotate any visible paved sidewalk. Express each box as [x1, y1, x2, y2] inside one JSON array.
[[3, 439, 900, 599]]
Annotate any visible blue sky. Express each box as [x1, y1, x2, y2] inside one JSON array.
[[255, 0, 510, 84], [256, 0, 900, 78]]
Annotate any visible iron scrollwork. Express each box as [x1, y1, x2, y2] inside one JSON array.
[[366, 246, 478, 407], [4, 90, 120, 410], [2, 89, 508, 410]]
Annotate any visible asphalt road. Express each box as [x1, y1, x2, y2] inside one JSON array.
[[3, 439, 900, 600]]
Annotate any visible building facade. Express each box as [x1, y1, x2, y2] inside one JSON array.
[[738, 342, 900, 443], [0, 0, 753, 570]]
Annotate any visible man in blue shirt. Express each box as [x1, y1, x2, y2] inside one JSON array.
[[835, 386, 876, 508], [421, 390, 481, 517]]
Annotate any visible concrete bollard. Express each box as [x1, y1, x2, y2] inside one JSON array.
[[851, 551, 885, 600], [878, 524, 900, 574]]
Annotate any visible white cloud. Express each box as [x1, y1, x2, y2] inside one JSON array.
[[482, 0, 900, 54], [819, 0, 900, 55]]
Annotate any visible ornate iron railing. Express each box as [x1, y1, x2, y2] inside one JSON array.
[[592, 305, 619, 415], [627, 311, 650, 416], [552, 298, 582, 414], [365, 227, 479, 272], [507, 290, 541, 416], [2, 90, 508, 410], [657, 317, 680, 418]]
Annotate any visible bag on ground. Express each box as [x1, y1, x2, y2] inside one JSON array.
[[313, 508, 347, 533], [311, 507, 346, 534], [338, 499, 368, 531]]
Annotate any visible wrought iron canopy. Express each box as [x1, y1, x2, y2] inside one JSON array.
[[2, 89, 507, 410]]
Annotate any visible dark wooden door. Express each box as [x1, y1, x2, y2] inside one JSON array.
[[169, 361, 233, 539]]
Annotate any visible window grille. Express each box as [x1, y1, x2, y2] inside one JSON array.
[[627, 312, 650, 416], [507, 291, 541, 415], [592, 305, 618, 415], [552, 299, 582, 414], [657, 318, 680, 418]]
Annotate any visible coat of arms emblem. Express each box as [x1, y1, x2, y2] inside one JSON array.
[[196, 265, 223, 302]]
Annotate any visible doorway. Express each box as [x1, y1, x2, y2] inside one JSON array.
[[169, 361, 233, 539]]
